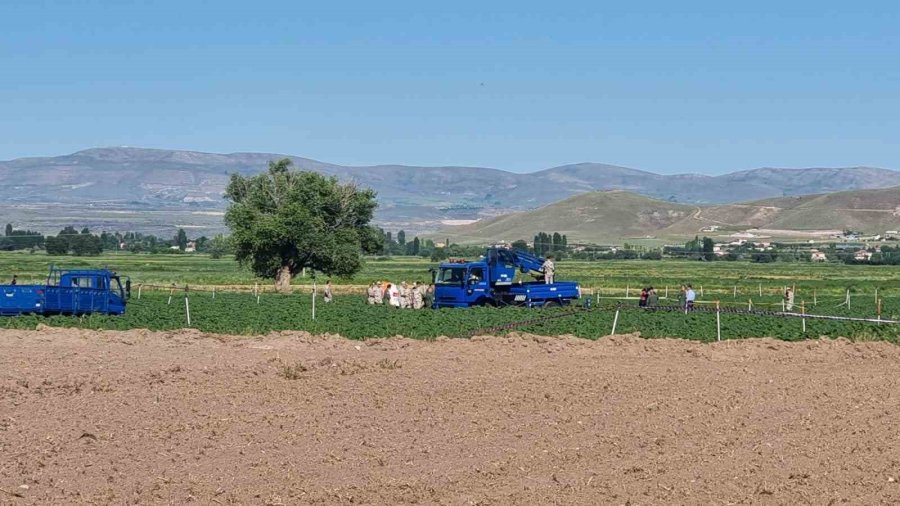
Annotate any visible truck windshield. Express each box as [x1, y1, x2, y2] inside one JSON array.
[[437, 267, 465, 285]]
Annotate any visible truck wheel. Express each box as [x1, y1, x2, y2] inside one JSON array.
[[542, 300, 560, 308]]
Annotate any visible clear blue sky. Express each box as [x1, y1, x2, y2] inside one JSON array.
[[1, 1, 898, 173]]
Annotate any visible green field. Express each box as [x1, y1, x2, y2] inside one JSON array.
[[1, 251, 897, 295], [1, 292, 896, 342], [0, 251, 897, 340]]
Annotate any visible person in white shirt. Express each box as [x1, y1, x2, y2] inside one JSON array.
[[685, 284, 696, 310], [388, 283, 401, 308], [541, 255, 555, 284]]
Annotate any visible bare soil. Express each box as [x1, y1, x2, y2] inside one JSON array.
[[2, 328, 900, 505]]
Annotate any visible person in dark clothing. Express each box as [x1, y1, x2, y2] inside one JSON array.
[[10, 275, 17, 285], [638, 287, 649, 307], [423, 284, 435, 309]]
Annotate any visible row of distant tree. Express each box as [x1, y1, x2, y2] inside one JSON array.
[[0, 223, 233, 257]]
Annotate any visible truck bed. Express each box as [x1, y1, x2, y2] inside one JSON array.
[[0, 285, 45, 316], [499, 281, 580, 307]]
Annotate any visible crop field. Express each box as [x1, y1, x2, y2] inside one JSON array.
[[0, 251, 897, 341], [1, 251, 898, 292], [2, 290, 896, 342]]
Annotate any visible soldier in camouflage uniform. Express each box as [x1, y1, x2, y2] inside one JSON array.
[[412, 282, 425, 309]]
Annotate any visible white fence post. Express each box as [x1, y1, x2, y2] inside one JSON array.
[[716, 301, 721, 342], [185, 287, 191, 326], [312, 280, 317, 320], [610, 309, 619, 336], [801, 301, 806, 333]]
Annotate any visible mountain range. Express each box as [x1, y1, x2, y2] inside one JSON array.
[[1, 147, 898, 237]]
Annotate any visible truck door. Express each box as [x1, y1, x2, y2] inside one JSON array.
[[466, 266, 490, 304], [108, 277, 126, 314], [79, 275, 99, 313]]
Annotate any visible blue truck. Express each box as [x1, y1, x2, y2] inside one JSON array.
[[433, 247, 580, 308], [0, 267, 128, 316]]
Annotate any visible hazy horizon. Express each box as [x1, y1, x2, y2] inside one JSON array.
[[3, 145, 898, 177]]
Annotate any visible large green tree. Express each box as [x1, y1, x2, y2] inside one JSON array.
[[225, 158, 382, 292]]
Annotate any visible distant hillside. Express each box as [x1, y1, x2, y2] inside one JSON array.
[[441, 191, 695, 244], [439, 187, 900, 244], [1, 147, 899, 236]]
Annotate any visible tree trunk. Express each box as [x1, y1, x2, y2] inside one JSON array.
[[275, 265, 293, 293]]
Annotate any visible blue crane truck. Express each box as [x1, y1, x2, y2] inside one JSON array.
[[433, 247, 580, 308], [0, 267, 128, 316]]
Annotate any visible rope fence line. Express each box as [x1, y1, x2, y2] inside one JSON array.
[[611, 303, 900, 324], [460, 303, 898, 342], [127, 282, 897, 300]]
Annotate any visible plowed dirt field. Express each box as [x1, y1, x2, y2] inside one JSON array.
[[2, 328, 900, 505]]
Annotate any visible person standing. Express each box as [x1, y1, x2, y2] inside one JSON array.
[[412, 282, 424, 309], [366, 283, 376, 304], [542, 255, 555, 284], [398, 281, 410, 308], [323, 280, 333, 303], [677, 285, 686, 309], [639, 287, 648, 307], [647, 287, 659, 308], [388, 283, 401, 308], [784, 287, 795, 311], [382, 280, 391, 305], [423, 283, 434, 309], [10, 275, 17, 285], [374, 282, 384, 304], [685, 284, 696, 310]]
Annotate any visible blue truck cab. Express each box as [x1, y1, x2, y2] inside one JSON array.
[[433, 248, 580, 308], [0, 267, 128, 316]]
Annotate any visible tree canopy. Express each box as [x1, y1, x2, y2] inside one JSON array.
[[225, 158, 381, 291]]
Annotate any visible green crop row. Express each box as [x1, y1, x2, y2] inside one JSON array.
[[2, 292, 897, 342]]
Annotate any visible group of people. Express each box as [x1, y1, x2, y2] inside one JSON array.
[[367, 281, 433, 309], [639, 284, 696, 310], [677, 284, 697, 310], [638, 286, 660, 307]]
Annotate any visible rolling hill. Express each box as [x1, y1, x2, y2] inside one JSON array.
[[1, 147, 899, 236], [438, 187, 900, 244]]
